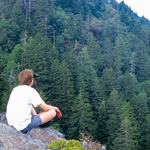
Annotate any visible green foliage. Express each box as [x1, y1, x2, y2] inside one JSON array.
[[101, 67, 119, 97], [131, 92, 150, 148], [106, 89, 122, 147], [111, 102, 139, 150], [0, 54, 9, 111], [1, 0, 150, 149], [47, 139, 84, 150], [112, 117, 139, 150], [119, 72, 140, 102]]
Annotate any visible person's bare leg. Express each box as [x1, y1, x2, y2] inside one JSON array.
[[38, 109, 56, 124]]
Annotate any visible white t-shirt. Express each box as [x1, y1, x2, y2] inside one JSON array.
[[6, 85, 44, 131]]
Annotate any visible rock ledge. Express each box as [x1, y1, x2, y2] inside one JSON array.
[[0, 113, 65, 150]]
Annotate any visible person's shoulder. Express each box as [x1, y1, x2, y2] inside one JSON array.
[[28, 86, 38, 93], [12, 85, 20, 91], [14, 85, 32, 91], [14, 85, 38, 94]]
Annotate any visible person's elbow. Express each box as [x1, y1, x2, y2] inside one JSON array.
[[39, 103, 49, 111]]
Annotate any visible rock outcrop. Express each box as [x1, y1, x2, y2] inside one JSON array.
[[0, 112, 65, 150]]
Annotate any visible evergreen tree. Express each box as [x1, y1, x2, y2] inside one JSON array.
[[0, 54, 8, 112], [101, 67, 119, 97], [0, 19, 20, 53], [45, 58, 60, 103], [10, 0, 25, 30], [113, 35, 130, 77], [21, 33, 51, 90], [112, 102, 139, 150], [32, 0, 51, 35], [95, 99, 108, 144], [45, 58, 75, 136], [68, 47, 95, 139], [55, 60, 75, 134], [86, 33, 104, 76], [132, 92, 150, 149], [140, 80, 150, 112], [106, 89, 122, 147], [119, 72, 140, 102], [134, 40, 150, 82], [112, 117, 139, 150], [103, 38, 114, 68], [69, 88, 94, 139]]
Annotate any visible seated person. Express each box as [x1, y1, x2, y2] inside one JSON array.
[[6, 69, 62, 133]]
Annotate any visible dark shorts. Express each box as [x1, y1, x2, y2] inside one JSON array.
[[21, 115, 42, 133]]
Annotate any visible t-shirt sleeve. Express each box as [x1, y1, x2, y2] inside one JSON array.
[[30, 88, 44, 107]]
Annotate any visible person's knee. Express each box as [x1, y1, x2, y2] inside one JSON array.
[[39, 109, 57, 124], [48, 109, 56, 118]]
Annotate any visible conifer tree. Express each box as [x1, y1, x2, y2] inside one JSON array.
[[119, 72, 140, 102], [112, 117, 138, 150], [69, 87, 94, 139], [45, 58, 75, 135], [86, 33, 104, 76], [56, 60, 75, 133], [32, 0, 50, 35], [21, 33, 51, 91], [95, 99, 108, 144], [68, 47, 95, 139], [113, 35, 130, 77], [134, 40, 150, 82], [112, 102, 139, 150], [140, 80, 150, 112], [10, 0, 25, 30], [106, 89, 122, 147], [101, 67, 119, 97], [132, 92, 150, 149], [0, 54, 8, 112], [103, 38, 114, 69]]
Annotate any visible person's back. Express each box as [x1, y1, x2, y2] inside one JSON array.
[[7, 85, 44, 131], [6, 69, 62, 133]]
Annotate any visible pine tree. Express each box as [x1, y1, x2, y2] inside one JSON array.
[[140, 80, 150, 112], [113, 35, 130, 78], [134, 40, 150, 82], [68, 47, 95, 139], [56, 60, 75, 133], [32, 0, 50, 35], [112, 117, 139, 150], [0, 54, 8, 112], [132, 92, 150, 149], [112, 102, 139, 150], [103, 38, 114, 69], [86, 33, 104, 76], [106, 89, 122, 147], [119, 72, 140, 102], [95, 99, 108, 144], [10, 0, 25, 30], [101, 67, 119, 97], [69, 88, 94, 140], [45, 59, 75, 136]]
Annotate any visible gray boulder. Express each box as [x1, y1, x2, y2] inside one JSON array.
[[0, 113, 65, 150]]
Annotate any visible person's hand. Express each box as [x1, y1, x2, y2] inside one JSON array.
[[54, 107, 62, 118]]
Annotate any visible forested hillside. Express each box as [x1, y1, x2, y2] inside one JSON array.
[[1, 0, 150, 149]]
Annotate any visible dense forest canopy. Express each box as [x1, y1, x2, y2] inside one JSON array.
[[1, 0, 150, 149]]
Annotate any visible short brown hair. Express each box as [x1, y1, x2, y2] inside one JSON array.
[[19, 69, 34, 85]]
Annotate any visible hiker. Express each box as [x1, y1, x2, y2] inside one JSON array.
[[6, 69, 62, 133]]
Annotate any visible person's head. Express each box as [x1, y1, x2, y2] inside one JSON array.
[[19, 69, 34, 86]]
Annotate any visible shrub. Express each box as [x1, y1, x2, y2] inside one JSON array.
[[47, 139, 84, 150]]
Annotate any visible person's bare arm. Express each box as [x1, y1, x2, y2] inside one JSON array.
[[31, 105, 37, 115], [39, 103, 62, 118]]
